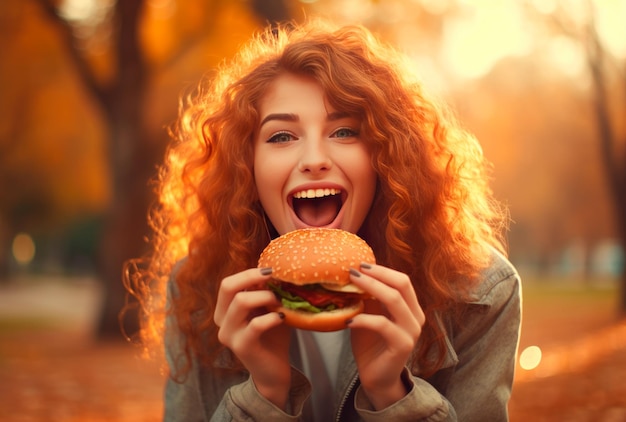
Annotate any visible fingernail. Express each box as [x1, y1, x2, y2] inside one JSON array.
[[260, 267, 273, 276], [345, 318, 353, 325], [349, 268, 361, 277], [360, 262, 372, 270], [278, 311, 285, 320]]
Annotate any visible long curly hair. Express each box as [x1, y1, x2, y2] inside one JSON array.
[[126, 19, 508, 379]]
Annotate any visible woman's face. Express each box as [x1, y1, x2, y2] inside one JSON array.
[[254, 73, 377, 235]]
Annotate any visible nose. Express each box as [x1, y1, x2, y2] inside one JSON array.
[[297, 138, 332, 174]]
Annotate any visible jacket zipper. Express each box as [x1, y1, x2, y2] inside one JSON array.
[[335, 375, 359, 422]]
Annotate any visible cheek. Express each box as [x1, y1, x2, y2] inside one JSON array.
[[357, 165, 378, 207], [254, 151, 285, 203], [254, 158, 271, 200], [347, 149, 376, 192]]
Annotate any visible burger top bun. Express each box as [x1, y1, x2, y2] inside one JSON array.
[[258, 228, 375, 291]]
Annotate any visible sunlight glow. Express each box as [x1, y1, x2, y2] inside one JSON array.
[[516, 322, 626, 382], [12, 233, 35, 266], [419, 0, 452, 15], [60, 0, 99, 22], [596, 1, 626, 58], [306, 0, 624, 81], [529, 0, 557, 15], [59, 0, 114, 24], [442, 3, 532, 79], [519, 345, 542, 371], [546, 35, 586, 78]]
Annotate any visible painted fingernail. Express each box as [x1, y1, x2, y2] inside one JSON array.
[[349, 268, 361, 277], [260, 267, 273, 276], [278, 311, 286, 320], [360, 262, 372, 270]]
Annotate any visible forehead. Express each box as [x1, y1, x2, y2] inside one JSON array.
[[258, 73, 331, 114]]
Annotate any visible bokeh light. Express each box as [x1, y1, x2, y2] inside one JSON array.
[[519, 345, 543, 371], [12, 233, 36, 266]]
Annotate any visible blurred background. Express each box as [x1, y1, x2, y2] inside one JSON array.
[[0, 0, 624, 420]]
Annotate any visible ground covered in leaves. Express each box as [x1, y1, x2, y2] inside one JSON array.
[[0, 276, 625, 421]]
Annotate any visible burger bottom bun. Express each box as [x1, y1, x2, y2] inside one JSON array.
[[270, 301, 364, 332]]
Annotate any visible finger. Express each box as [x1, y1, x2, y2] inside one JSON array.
[[214, 268, 273, 326], [218, 290, 279, 332], [350, 270, 423, 337], [348, 313, 418, 355], [358, 264, 420, 313], [244, 311, 286, 340], [356, 264, 425, 325], [219, 310, 285, 351]]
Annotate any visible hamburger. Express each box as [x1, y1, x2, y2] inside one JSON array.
[[258, 228, 375, 332]]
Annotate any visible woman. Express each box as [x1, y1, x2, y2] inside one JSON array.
[[128, 19, 521, 421]]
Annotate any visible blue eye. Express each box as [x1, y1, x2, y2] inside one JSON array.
[[267, 131, 296, 143], [332, 128, 358, 138]]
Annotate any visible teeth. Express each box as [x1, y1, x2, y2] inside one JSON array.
[[293, 188, 341, 199]]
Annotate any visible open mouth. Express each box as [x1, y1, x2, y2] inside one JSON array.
[[291, 188, 343, 227]]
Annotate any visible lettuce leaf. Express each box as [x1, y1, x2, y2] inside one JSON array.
[[268, 282, 335, 313], [280, 297, 323, 313]]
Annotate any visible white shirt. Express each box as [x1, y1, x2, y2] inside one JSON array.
[[295, 329, 348, 422]]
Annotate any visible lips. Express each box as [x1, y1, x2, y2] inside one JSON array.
[[291, 188, 344, 227]]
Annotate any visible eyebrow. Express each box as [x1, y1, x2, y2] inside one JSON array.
[[259, 113, 298, 127], [259, 111, 351, 128]]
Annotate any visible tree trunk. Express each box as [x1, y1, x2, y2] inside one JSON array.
[[586, 22, 626, 316], [96, 161, 154, 339], [95, 0, 149, 339], [616, 190, 626, 316], [38, 0, 294, 339]]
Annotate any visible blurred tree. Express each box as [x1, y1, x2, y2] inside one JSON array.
[[583, 7, 626, 313], [27, 0, 292, 338], [0, 0, 110, 280], [525, 0, 626, 312], [36, 0, 152, 339], [307, 0, 625, 303], [5, 0, 622, 334], [467, 61, 616, 275]]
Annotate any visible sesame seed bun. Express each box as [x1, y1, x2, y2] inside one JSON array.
[[258, 228, 376, 331]]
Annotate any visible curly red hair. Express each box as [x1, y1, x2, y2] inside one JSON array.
[[126, 19, 508, 378]]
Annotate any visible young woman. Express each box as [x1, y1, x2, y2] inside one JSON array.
[[128, 20, 521, 421]]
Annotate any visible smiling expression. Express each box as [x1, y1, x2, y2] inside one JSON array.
[[253, 73, 377, 235]]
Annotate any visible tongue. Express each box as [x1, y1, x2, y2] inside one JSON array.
[[295, 198, 339, 227]]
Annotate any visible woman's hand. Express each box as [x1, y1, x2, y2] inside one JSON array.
[[214, 268, 291, 409], [347, 263, 425, 410]]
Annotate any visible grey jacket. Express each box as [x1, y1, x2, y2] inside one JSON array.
[[164, 251, 521, 421]]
